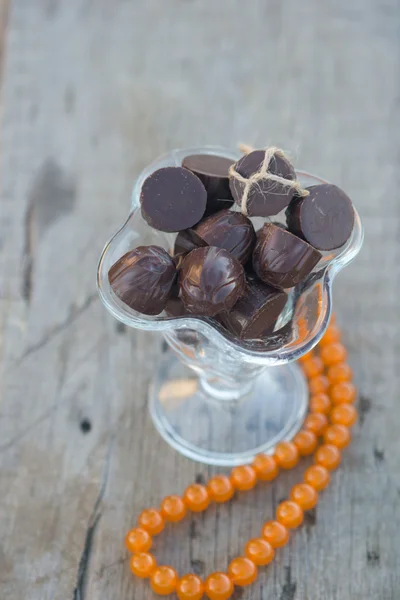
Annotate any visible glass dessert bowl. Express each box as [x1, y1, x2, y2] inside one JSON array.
[[97, 146, 363, 466]]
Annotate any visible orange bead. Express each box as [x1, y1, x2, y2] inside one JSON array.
[[315, 444, 341, 470], [304, 464, 331, 491], [330, 403, 358, 427], [309, 393, 331, 415], [324, 424, 351, 449], [177, 574, 205, 600], [290, 483, 318, 510], [327, 363, 353, 384], [304, 412, 329, 436], [228, 557, 257, 586], [330, 381, 357, 405], [183, 484, 210, 512], [298, 350, 314, 363], [205, 572, 234, 600], [330, 313, 336, 324], [261, 520, 289, 548], [125, 527, 152, 553], [138, 508, 165, 535], [276, 500, 304, 528], [301, 356, 324, 378], [230, 465, 257, 491], [319, 323, 341, 346], [161, 495, 187, 522], [252, 454, 279, 481], [130, 552, 157, 578], [274, 441, 299, 469], [293, 429, 318, 456], [245, 538, 275, 565], [309, 375, 330, 395], [320, 342, 347, 366], [150, 566, 178, 595], [207, 475, 235, 503]]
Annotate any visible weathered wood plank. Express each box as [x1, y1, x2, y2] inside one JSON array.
[[0, 1, 400, 599]]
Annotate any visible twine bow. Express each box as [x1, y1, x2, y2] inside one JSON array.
[[229, 145, 309, 216]]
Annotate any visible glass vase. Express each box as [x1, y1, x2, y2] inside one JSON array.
[[97, 147, 363, 466]]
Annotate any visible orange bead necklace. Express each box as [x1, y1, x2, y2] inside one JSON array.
[[125, 317, 357, 599]]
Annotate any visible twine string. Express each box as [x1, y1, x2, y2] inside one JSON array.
[[229, 146, 309, 216]]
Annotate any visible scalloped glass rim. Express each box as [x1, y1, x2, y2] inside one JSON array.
[[97, 146, 363, 365]]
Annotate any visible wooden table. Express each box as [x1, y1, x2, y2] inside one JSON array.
[[1, 2, 399, 598]]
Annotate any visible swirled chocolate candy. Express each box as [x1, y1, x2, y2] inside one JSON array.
[[108, 246, 176, 315], [179, 246, 245, 316], [253, 223, 322, 289], [219, 279, 288, 339], [164, 277, 189, 317], [182, 154, 234, 215], [140, 167, 207, 232], [286, 184, 355, 250], [165, 295, 187, 317], [192, 209, 256, 265], [174, 228, 206, 255], [229, 150, 297, 217]]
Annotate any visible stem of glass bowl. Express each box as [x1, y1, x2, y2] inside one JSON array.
[[164, 330, 268, 403], [151, 334, 308, 465], [198, 369, 262, 403]]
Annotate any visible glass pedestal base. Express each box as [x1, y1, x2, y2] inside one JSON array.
[[149, 352, 309, 466]]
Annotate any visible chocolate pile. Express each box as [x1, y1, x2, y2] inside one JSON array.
[[109, 149, 355, 340]]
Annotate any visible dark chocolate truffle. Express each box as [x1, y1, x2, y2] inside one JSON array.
[[252, 223, 322, 289], [109, 245, 176, 315], [219, 279, 287, 339], [179, 246, 245, 316], [230, 150, 297, 217], [165, 295, 187, 318], [270, 221, 288, 230], [174, 228, 207, 255], [164, 278, 190, 317], [140, 166, 207, 232], [182, 154, 234, 214], [286, 184, 355, 250], [192, 209, 256, 265]]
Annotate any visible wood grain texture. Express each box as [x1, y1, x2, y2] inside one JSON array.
[[0, 1, 400, 598]]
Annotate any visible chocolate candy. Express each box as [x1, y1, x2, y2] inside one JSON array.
[[141, 167, 207, 232], [252, 223, 322, 289], [286, 184, 355, 250], [219, 279, 288, 339], [108, 245, 176, 315], [179, 246, 245, 316], [230, 150, 297, 217], [192, 209, 256, 265], [270, 221, 287, 230], [174, 228, 206, 255], [182, 154, 234, 214], [164, 277, 191, 317], [165, 296, 187, 318]]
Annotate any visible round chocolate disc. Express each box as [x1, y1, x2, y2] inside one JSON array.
[[108, 245, 176, 315], [229, 150, 297, 217], [182, 154, 234, 214], [179, 246, 245, 316], [286, 184, 355, 250], [192, 209, 256, 265], [253, 223, 322, 289], [219, 279, 288, 339], [140, 166, 207, 232]]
